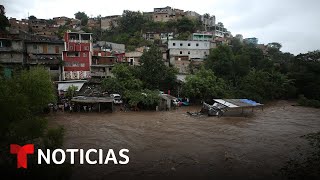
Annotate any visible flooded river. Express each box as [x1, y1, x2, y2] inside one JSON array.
[[48, 101, 320, 179]]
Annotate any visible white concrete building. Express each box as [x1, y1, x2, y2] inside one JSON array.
[[168, 40, 210, 74]]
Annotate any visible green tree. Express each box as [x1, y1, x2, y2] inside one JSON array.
[[238, 70, 293, 102], [102, 64, 143, 94], [28, 15, 37, 20], [0, 7, 10, 32], [205, 44, 235, 81], [15, 67, 56, 113], [102, 77, 124, 93], [177, 17, 196, 33], [65, 85, 78, 100], [182, 67, 229, 101], [74, 11, 88, 26], [138, 45, 177, 90], [176, 31, 191, 40], [0, 67, 71, 179], [230, 37, 243, 55], [288, 51, 320, 100], [267, 42, 282, 50], [117, 10, 146, 34], [124, 89, 160, 108]]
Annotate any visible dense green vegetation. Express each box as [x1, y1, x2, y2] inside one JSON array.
[[102, 46, 178, 108], [0, 8, 10, 32], [74, 11, 88, 26], [0, 67, 72, 179], [182, 40, 320, 105]]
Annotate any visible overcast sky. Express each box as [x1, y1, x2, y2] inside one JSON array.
[[3, 0, 320, 54]]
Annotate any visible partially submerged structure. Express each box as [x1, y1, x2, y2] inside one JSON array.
[[159, 94, 178, 111], [71, 96, 114, 112], [202, 99, 263, 117]]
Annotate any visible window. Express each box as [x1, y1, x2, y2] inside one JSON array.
[[173, 43, 175, 46], [180, 43, 183, 46], [188, 43, 190, 46], [180, 51, 182, 54], [55, 46, 59, 53], [188, 51, 190, 54], [83, 52, 87, 57], [69, 46, 74, 50], [80, 63, 85, 67], [50, 66, 59, 70], [33, 44, 37, 50], [84, 46, 89, 50], [66, 52, 79, 57], [204, 51, 207, 55], [196, 43, 199, 46], [156, 16, 158, 18]]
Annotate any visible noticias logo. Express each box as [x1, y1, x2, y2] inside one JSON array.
[[10, 144, 130, 169]]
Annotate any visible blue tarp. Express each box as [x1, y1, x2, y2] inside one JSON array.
[[240, 99, 259, 106]]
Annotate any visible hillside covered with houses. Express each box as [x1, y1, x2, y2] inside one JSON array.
[[0, 4, 319, 108]]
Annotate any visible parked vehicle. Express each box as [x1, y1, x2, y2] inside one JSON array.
[[110, 94, 123, 104], [178, 98, 190, 106]]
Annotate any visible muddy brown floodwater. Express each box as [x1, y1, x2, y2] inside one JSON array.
[[48, 101, 320, 180]]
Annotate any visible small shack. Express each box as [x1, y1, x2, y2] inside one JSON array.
[[56, 80, 87, 95], [202, 99, 263, 116], [159, 94, 178, 111], [71, 96, 114, 112]]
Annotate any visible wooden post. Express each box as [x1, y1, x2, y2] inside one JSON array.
[[112, 102, 114, 112], [98, 103, 101, 112]]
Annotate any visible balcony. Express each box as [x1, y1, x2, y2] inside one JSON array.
[[0, 47, 13, 52], [27, 55, 61, 65], [90, 71, 106, 77]]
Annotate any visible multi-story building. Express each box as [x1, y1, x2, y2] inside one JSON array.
[[185, 11, 200, 21], [62, 32, 93, 80], [91, 49, 115, 78], [168, 40, 210, 74], [25, 38, 64, 80], [143, 32, 160, 42], [0, 33, 25, 77], [101, 15, 120, 30], [142, 12, 153, 21], [153, 6, 184, 22], [53, 16, 70, 26], [201, 14, 215, 31], [95, 41, 125, 53], [244, 37, 258, 45], [160, 32, 174, 43], [213, 22, 227, 38], [9, 18, 29, 32], [125, 51, 143, 66], [87, 18, 100, 30], [29, 19, 48, 33]]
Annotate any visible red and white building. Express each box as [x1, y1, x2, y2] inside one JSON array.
[[62, 31, 93, 80]]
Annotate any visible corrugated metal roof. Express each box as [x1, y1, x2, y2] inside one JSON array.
[[58, 82, 85, 92], [213, 99, 263, 108]]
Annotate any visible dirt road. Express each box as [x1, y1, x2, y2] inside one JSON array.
[[48, 101, 320, 179]]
